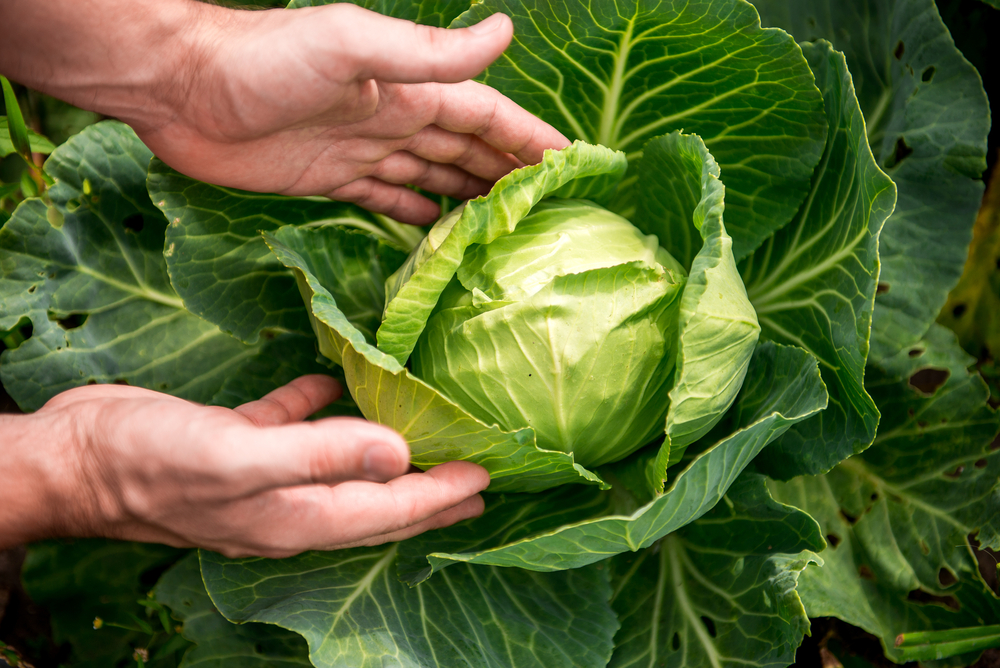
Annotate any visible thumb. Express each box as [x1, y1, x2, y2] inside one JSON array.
[[229, 418, 413, 495], [331, 5, 513, 83]]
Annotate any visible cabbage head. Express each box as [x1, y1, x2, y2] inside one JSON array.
[[409, 199, 688, 467]]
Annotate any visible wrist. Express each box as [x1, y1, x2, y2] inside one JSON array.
[[0, 0, 233, 133], [0, 411, 82, 548]]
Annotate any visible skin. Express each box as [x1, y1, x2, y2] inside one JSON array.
[[0, 377, 490, 557], [0, 0, 570, 553]]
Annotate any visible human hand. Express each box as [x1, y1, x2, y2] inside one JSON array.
[[138, 3, 571, 224], [0, 376, 489, 557]]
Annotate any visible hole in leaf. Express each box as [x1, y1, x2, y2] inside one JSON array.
[[870, 492, 879, 501], [907, 589, 960, 611], [826, 533, 841, 548], [921, 66, 936, 83], [0, 317, 33, 351], [969, 533, 1000, 595], [938, 568, 957, 587], [907, 408, 916, 417], [27, 285, 36, 294], [876, 283, 890, 295], [122, 214, 145, 233], [909, 368, 950, 396], [944, 465, 965, 479], [995, 257, 1000, 270], [894, 41, 905, 59], [918, 421, 928, 429], [254, 643, 265, 654], [893, 137, 913, 165], [991, 435, 1000, 451], [53, 312, 88, 330], [953, 303, 967, 318], [858, 565, 876, 581], [700, 616, 717, 638], [908, 348, 924, 358], [839, 509, 858, 525], [87, 379, 97, 385], [672, 633, 681, 651], [113, 378, 130, 386], [975, 459, 988, 469]]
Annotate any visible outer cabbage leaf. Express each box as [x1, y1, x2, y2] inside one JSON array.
[[743, 42, 896, 479], [154, 553, 311, 668], [378, 140, 626, 363], [265, 224, 606, 492], [749, 0, 992, 364], [0, 122, 271, 410], [148, 160, 401, 345], [608, 473, 823, 668], [397, 342, 827, 576], [200, 546, 618, 668], [451, 0, 828, 260], [770, 324, 1000, 665], [634, 132, 760, 477]]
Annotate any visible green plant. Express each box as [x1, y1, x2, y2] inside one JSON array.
[[1, 0, 997, 667]]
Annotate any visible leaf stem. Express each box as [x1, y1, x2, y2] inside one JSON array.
[[895, 625, 1000, 662]]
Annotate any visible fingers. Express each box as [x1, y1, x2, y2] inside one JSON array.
[[234, 375, 342, 427], [328, 177, 442, 225], [226, 417, 413, 495], [432, 81, 572, 166], [329, 5, 514, 84], [216, 461, 490, 557], [405, 126, 522, 182], [331, 493, 486, 550], [372, 151, 492, 199]]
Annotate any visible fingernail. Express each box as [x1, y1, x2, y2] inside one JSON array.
[[363, 444, 404, 480], [467, 13, 506, 35]]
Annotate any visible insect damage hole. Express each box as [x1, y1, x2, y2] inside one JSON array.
[[52, 312, 88, 330], [876, 283, 890, 295], [894, 41, 905, 59], [122, 213, 145, 233], [671, 633, 681, 651], [907, 589, 960, 611], [922, 66, 936, 83], [826, 533, 841, 548], [700, 616, 717, 638], [938, 568, 957, 587], [908, 368, 949, 396], [884, 137, 914, 170]]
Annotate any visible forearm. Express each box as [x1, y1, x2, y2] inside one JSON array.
[[0, 0, 228, 133], [0, 412, 84, 549]]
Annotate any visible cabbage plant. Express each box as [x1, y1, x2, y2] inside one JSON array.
[[1, 0, 997, 666]]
